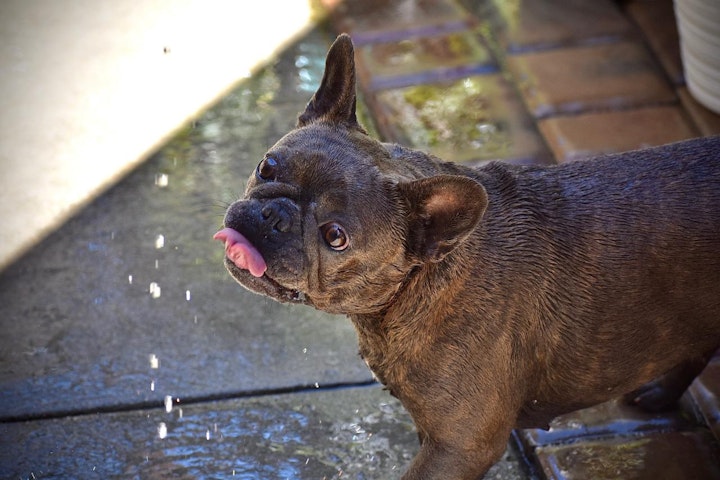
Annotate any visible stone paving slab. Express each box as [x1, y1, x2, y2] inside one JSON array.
[[324, 0, 473, 45], [355, 29, 497, 91], [535, 430, 720, 480], [507, 41, 677, 119], [369, 74, 552, 164], [538, 105, 699, 162], [0, 385, 527, 480], [690, 356, 720, 442], [625, 0, 684, 85], [679, 87, 720, 137], [461, 0, 635, 54], [519, 399, 697, 449]]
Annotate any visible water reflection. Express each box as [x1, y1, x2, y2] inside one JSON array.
[[127, 389, 417, 480]]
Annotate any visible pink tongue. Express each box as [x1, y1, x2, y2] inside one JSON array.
[[213, 228, 267, 277]]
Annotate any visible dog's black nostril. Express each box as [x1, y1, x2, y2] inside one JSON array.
[[260, 202, 293, 233]]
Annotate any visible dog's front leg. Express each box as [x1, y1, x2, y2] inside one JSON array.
[[401, 432, 509, 480], [401, 405, 513, 480]]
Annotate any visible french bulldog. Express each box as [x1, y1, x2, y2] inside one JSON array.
[[215, 34, 720, 479]]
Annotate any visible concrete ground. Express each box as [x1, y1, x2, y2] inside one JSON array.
[[2, 0, 720, 479]]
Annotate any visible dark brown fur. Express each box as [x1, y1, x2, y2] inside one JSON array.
[[220, 34, 720, 479]]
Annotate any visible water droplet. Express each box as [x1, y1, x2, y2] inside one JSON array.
[[155, 234, 165, 249], [150, 380, 155, 391], [164, 395, 173, 413], [155, 173, 169, 187], [158, 422, 168, 439], [149, 354, 160, 369], [128, 275, 133, 285], [314, 382, 319, 388], [155, 259, 160, 269], [302, 348, 308, 354], [185, 290, 191, 301], [150, 282, 161, 298], [206, 428, 211, 440]]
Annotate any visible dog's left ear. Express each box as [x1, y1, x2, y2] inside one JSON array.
[[400, 176, 488, 263], [298, 33, 361, 129]]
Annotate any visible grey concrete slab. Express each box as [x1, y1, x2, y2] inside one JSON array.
[[0, 29, 373, 420], [0, 385, 528, 480]]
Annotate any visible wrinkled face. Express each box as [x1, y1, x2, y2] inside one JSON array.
[[216, 34, 488, 313], [219, 124, 413, 314]]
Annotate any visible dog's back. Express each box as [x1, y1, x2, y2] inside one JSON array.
[[471, 136, 720, 419]]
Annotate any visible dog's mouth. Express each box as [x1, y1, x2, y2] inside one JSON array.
[[214, 228, 310, 306]]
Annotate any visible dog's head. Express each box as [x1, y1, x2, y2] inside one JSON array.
[[215, 34, 488, 314]]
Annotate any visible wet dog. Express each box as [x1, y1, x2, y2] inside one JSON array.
[[215, 34, 720, 479]]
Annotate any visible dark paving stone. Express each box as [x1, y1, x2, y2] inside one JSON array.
[[625, 0, 684, 85], [535, 430, 720, 480], [355, 29, 498, 91], [690, 357, 720, 442], [0, 386, 529, 480], [507, 41, 677, 119], [369, 74, 552, 164], [519, 399, 697, 449], [679, 87, 720, 136], [538, 105, 699, 162], [0, 28, 376, 421], [460, 0, 634, 53], [322, 0, 473, 45]]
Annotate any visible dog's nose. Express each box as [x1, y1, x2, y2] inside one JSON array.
[[261, 201, 293, 233]]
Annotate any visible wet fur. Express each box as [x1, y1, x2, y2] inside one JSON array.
[[221, 34, 720, 479]]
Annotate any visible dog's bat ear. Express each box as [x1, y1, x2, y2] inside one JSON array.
[[297, 33, 363, 130], [399, 176, 488, 263]]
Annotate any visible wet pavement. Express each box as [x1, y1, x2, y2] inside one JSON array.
[[2, 0, 720, 479]]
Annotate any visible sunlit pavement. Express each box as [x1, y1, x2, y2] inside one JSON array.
[[0, 0, 316, 272], [2, 1, 720, 479]]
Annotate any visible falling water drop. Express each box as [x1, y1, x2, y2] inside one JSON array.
[[149, 354, 160, 369], [155, 234, 165, 249], [164, 395, 173, 413], [150, 282, 161, 298], [158, 422, 168, 439], [155, 173, 169, 187]]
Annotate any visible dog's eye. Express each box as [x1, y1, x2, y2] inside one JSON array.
[[321, 223, 349, 251], [256, 157, 278, 181]]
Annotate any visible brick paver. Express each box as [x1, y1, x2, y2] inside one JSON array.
[[465, 0, 634, 53], [506, 41, 677, 119], [538, 105, 699, 162]]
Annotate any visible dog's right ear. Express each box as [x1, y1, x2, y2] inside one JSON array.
[[297, 33, 362, 129], [399, 175, 488, 263]]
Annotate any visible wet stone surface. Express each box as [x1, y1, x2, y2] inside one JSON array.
[[0, 387, 418, 480], [355, 30, 497, 91], [507, 41, 677, 119], [371, 74, 551, 164], [535, 431, 720, 480], [538, 105, 699, 162], [0, 386, 526, 480], [460, 0, 634, 54], [325, 0, 472, 45]]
